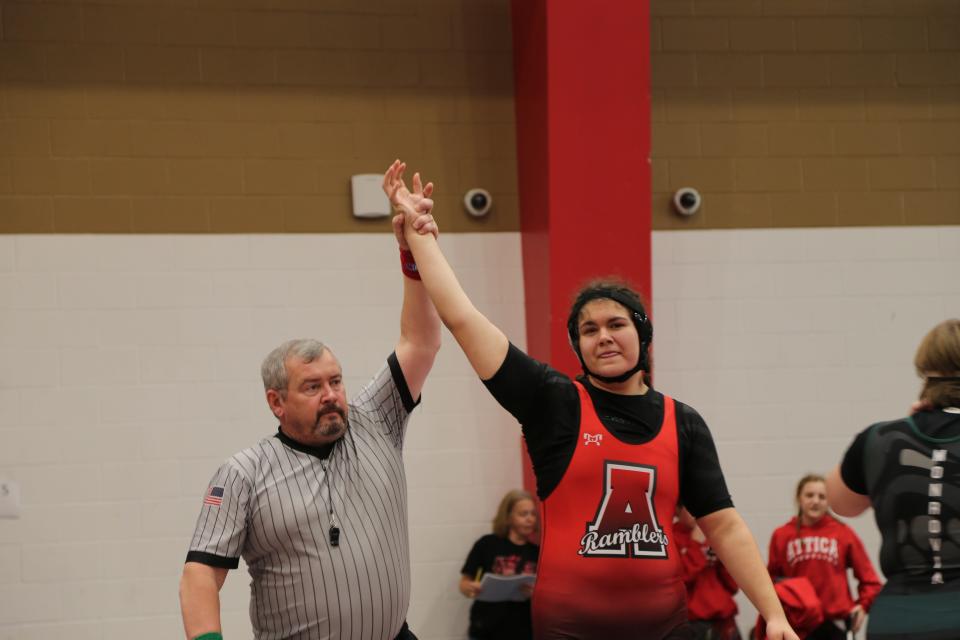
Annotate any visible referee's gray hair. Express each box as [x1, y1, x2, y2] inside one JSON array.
[[261, 338, 329, 393]]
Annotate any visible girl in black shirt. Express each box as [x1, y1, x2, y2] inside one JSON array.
[[460, 490, 540, 640]]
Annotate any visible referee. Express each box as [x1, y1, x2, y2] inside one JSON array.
[[179, 179, 441, 640]]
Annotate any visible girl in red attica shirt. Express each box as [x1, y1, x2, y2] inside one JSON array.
[[768, 474, 883, 640], [676, 507, 741, 640]]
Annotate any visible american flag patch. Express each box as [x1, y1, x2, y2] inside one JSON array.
[[203, 486, 224, 507]]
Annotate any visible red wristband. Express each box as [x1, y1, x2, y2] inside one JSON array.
[[400, 249, 421, 280]]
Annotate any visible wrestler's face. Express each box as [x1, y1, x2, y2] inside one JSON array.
[[798, 480, 827, 525], [268, 349, 349, 446], [577, 299, 640, 379], [509, 499, 537, 539]]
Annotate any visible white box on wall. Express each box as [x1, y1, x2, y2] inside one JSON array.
[[351, 174, 391, 218]]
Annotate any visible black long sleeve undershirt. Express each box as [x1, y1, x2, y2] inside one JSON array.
[[483, 343, 733, 518]]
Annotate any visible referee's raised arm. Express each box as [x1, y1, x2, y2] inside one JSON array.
[[386, 160, 442, 402]]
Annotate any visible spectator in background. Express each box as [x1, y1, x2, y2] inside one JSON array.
[[768, 474, 882, 639], [676, 506, 741, 640], [459, 489, 539, 640]]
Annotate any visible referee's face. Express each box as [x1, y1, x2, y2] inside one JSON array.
[[272, 350, 349, 446]]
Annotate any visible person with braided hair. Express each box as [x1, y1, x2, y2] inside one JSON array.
[[384, 159, 797, 640], [827, 319, 960, 640]]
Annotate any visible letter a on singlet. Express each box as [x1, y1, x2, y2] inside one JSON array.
[[583, 462, 667, 558]]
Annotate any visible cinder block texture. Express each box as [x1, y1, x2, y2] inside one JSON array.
[[653, 224, 960, 633], [0, 0, 519, 234], [0, 232, 527, 640], [653, 1, 960, 230], [3, 226, 955, 639]]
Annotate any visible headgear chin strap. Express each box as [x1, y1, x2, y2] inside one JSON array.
[[566, 286, 652, 384], [584, 356, 645, 384]]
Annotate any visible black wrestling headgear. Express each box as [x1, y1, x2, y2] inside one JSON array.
[[566, 283, 652, 384]]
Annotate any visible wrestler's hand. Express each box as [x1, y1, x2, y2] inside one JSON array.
[[383, 159, 435, 230], [391, 210, 436, 251], [763, 616, 799, 640]]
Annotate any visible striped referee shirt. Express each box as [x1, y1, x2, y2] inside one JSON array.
[[186, 354, 417, 640]]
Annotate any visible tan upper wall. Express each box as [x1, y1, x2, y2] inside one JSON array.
[[651, 0, 960, 229], [1, 0, 957, 233], [0, 0, 519, 233]]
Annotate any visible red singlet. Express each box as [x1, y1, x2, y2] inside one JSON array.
[[532, 382, 685, 639]]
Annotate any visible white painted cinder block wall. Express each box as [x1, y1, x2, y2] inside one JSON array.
[[0, 232, 525, 640], [652, 225, 960, 636], [0, 226, 958, 639]]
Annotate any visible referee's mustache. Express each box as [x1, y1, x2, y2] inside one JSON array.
[[317, 403, 346, 420]]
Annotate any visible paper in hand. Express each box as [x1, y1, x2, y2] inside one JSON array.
[[475, 573, 536, 603]]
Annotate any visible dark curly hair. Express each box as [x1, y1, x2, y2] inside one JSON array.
[[566, 278, 652, 377]]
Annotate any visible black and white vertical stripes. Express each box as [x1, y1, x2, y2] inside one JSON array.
[[187, 358, 415, 640]]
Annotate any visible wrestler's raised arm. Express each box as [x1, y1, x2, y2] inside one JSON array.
[[383, 159, 509, 380]]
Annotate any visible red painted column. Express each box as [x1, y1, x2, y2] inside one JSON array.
[[512, 1, 652, 496]]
